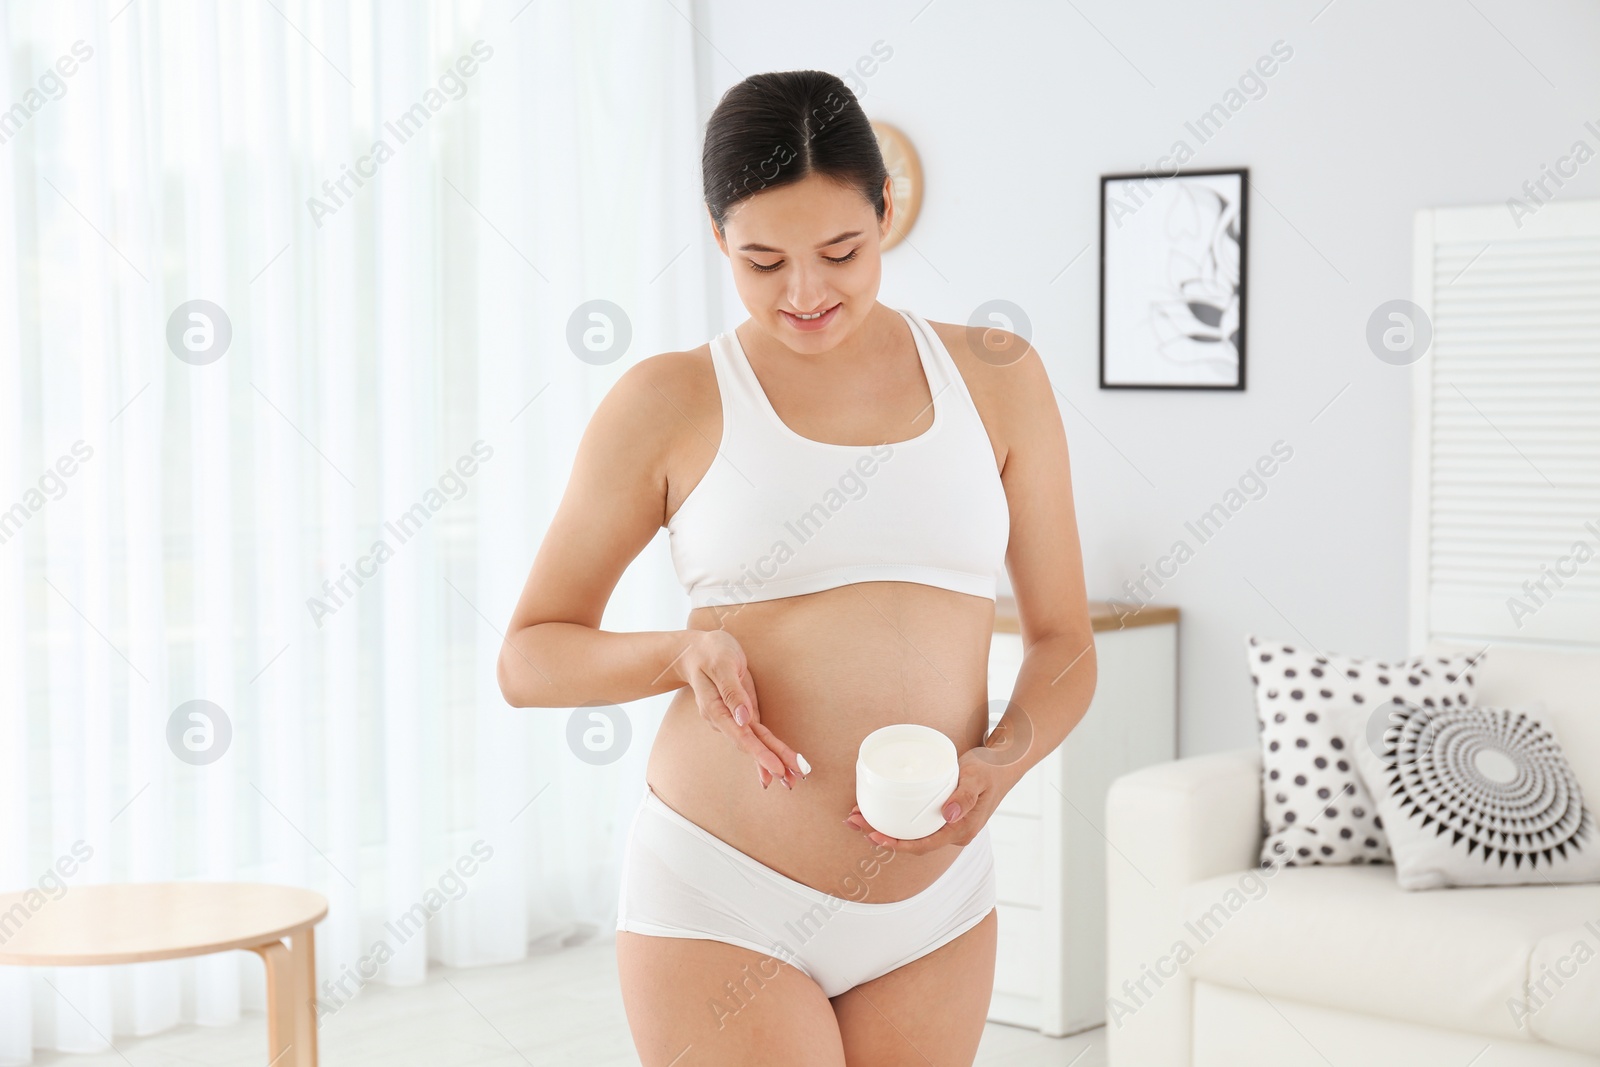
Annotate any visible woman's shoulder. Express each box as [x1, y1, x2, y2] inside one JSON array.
[[917, 314, 1043, 403], [915, 313, 1051, 465], [623, 342, 718, 417], [601, 344, 721, 456], [917, 315, 1036, 370]]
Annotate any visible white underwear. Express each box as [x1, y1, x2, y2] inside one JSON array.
[[615, 783, 996, 998]]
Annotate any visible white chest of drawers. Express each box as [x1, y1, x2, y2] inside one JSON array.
[[984, 597, 1178, 1037]]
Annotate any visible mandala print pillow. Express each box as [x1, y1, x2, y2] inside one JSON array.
[[1245, 635, 1484, 869], [1334, 702, 1599, 890]]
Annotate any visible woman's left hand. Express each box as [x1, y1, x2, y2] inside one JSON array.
[[843, 747, 1009, 854]]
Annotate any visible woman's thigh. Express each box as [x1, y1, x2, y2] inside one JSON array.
[[829, 908, 998, 1067], [616, 930, 848, 1067]]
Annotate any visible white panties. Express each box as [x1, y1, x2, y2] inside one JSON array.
[[615, 782, 996, 998]]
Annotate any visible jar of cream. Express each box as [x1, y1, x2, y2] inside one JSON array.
[[855, 724, 960, 840]]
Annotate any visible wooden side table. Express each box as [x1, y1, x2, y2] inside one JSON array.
[[985, 596, 1179, 1036], [0, 881, 327, 1066]]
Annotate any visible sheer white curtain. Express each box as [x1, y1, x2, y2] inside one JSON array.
[[0, 0, 713, 1059]]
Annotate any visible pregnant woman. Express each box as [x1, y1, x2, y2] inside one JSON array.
[[498, 70, 1095, 1066]]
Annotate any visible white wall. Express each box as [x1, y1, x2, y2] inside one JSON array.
[[695, 0, 1600, 756]]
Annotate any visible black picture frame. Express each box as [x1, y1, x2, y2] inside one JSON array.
[[1099, 167, 1248, 390]]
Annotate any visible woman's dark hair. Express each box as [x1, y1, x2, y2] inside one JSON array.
[[701, 70, 889, 236]]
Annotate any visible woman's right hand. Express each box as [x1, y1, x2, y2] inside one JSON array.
[[675, 629, 807, 790]]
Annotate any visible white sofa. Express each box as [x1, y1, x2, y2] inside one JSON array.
[[1105, 639, 1600, 1067]]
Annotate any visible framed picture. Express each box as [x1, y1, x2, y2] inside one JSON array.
[[1099, 167, 1247, 390]]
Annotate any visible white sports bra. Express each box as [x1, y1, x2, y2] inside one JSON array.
[[666, 308, 1010, 610]]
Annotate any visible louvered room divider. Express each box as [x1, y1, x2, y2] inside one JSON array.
[[1409, 198, 1600, 652]]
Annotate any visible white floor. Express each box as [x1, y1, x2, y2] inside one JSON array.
[[30, 938, 1106, 1066]]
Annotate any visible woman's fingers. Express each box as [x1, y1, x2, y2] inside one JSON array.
[[707, 680, 787, 780], [748, 720, 808, 786], [710, 663, 804, 786], [734, 683, 784, 788], [743, 669, 760, 724], [687, 643, 807, 788], [716, 672, 753, 729], [732, 721, 789, 781]]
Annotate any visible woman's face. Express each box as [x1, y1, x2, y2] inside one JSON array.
[[712, 171, 894, 353]]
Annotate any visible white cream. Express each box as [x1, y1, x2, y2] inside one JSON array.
[[855, 724, 959, 840], [870, 738, 949, 781]]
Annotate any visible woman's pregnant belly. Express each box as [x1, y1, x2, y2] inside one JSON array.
[[645, 581, 997, 903]]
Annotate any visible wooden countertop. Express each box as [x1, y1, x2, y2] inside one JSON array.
[[994, 593, 1178, 635]]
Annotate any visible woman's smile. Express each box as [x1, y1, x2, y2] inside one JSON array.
[[780, 301, 842, 332]]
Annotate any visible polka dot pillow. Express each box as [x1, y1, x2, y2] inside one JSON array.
[[1245, 635, 1485, 870]]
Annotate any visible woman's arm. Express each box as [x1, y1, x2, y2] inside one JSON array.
[[983, 329, 1097, 791], [497, 623, 696, 710], [498, 350, 801, 785], [496, 354, 696, 710]]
